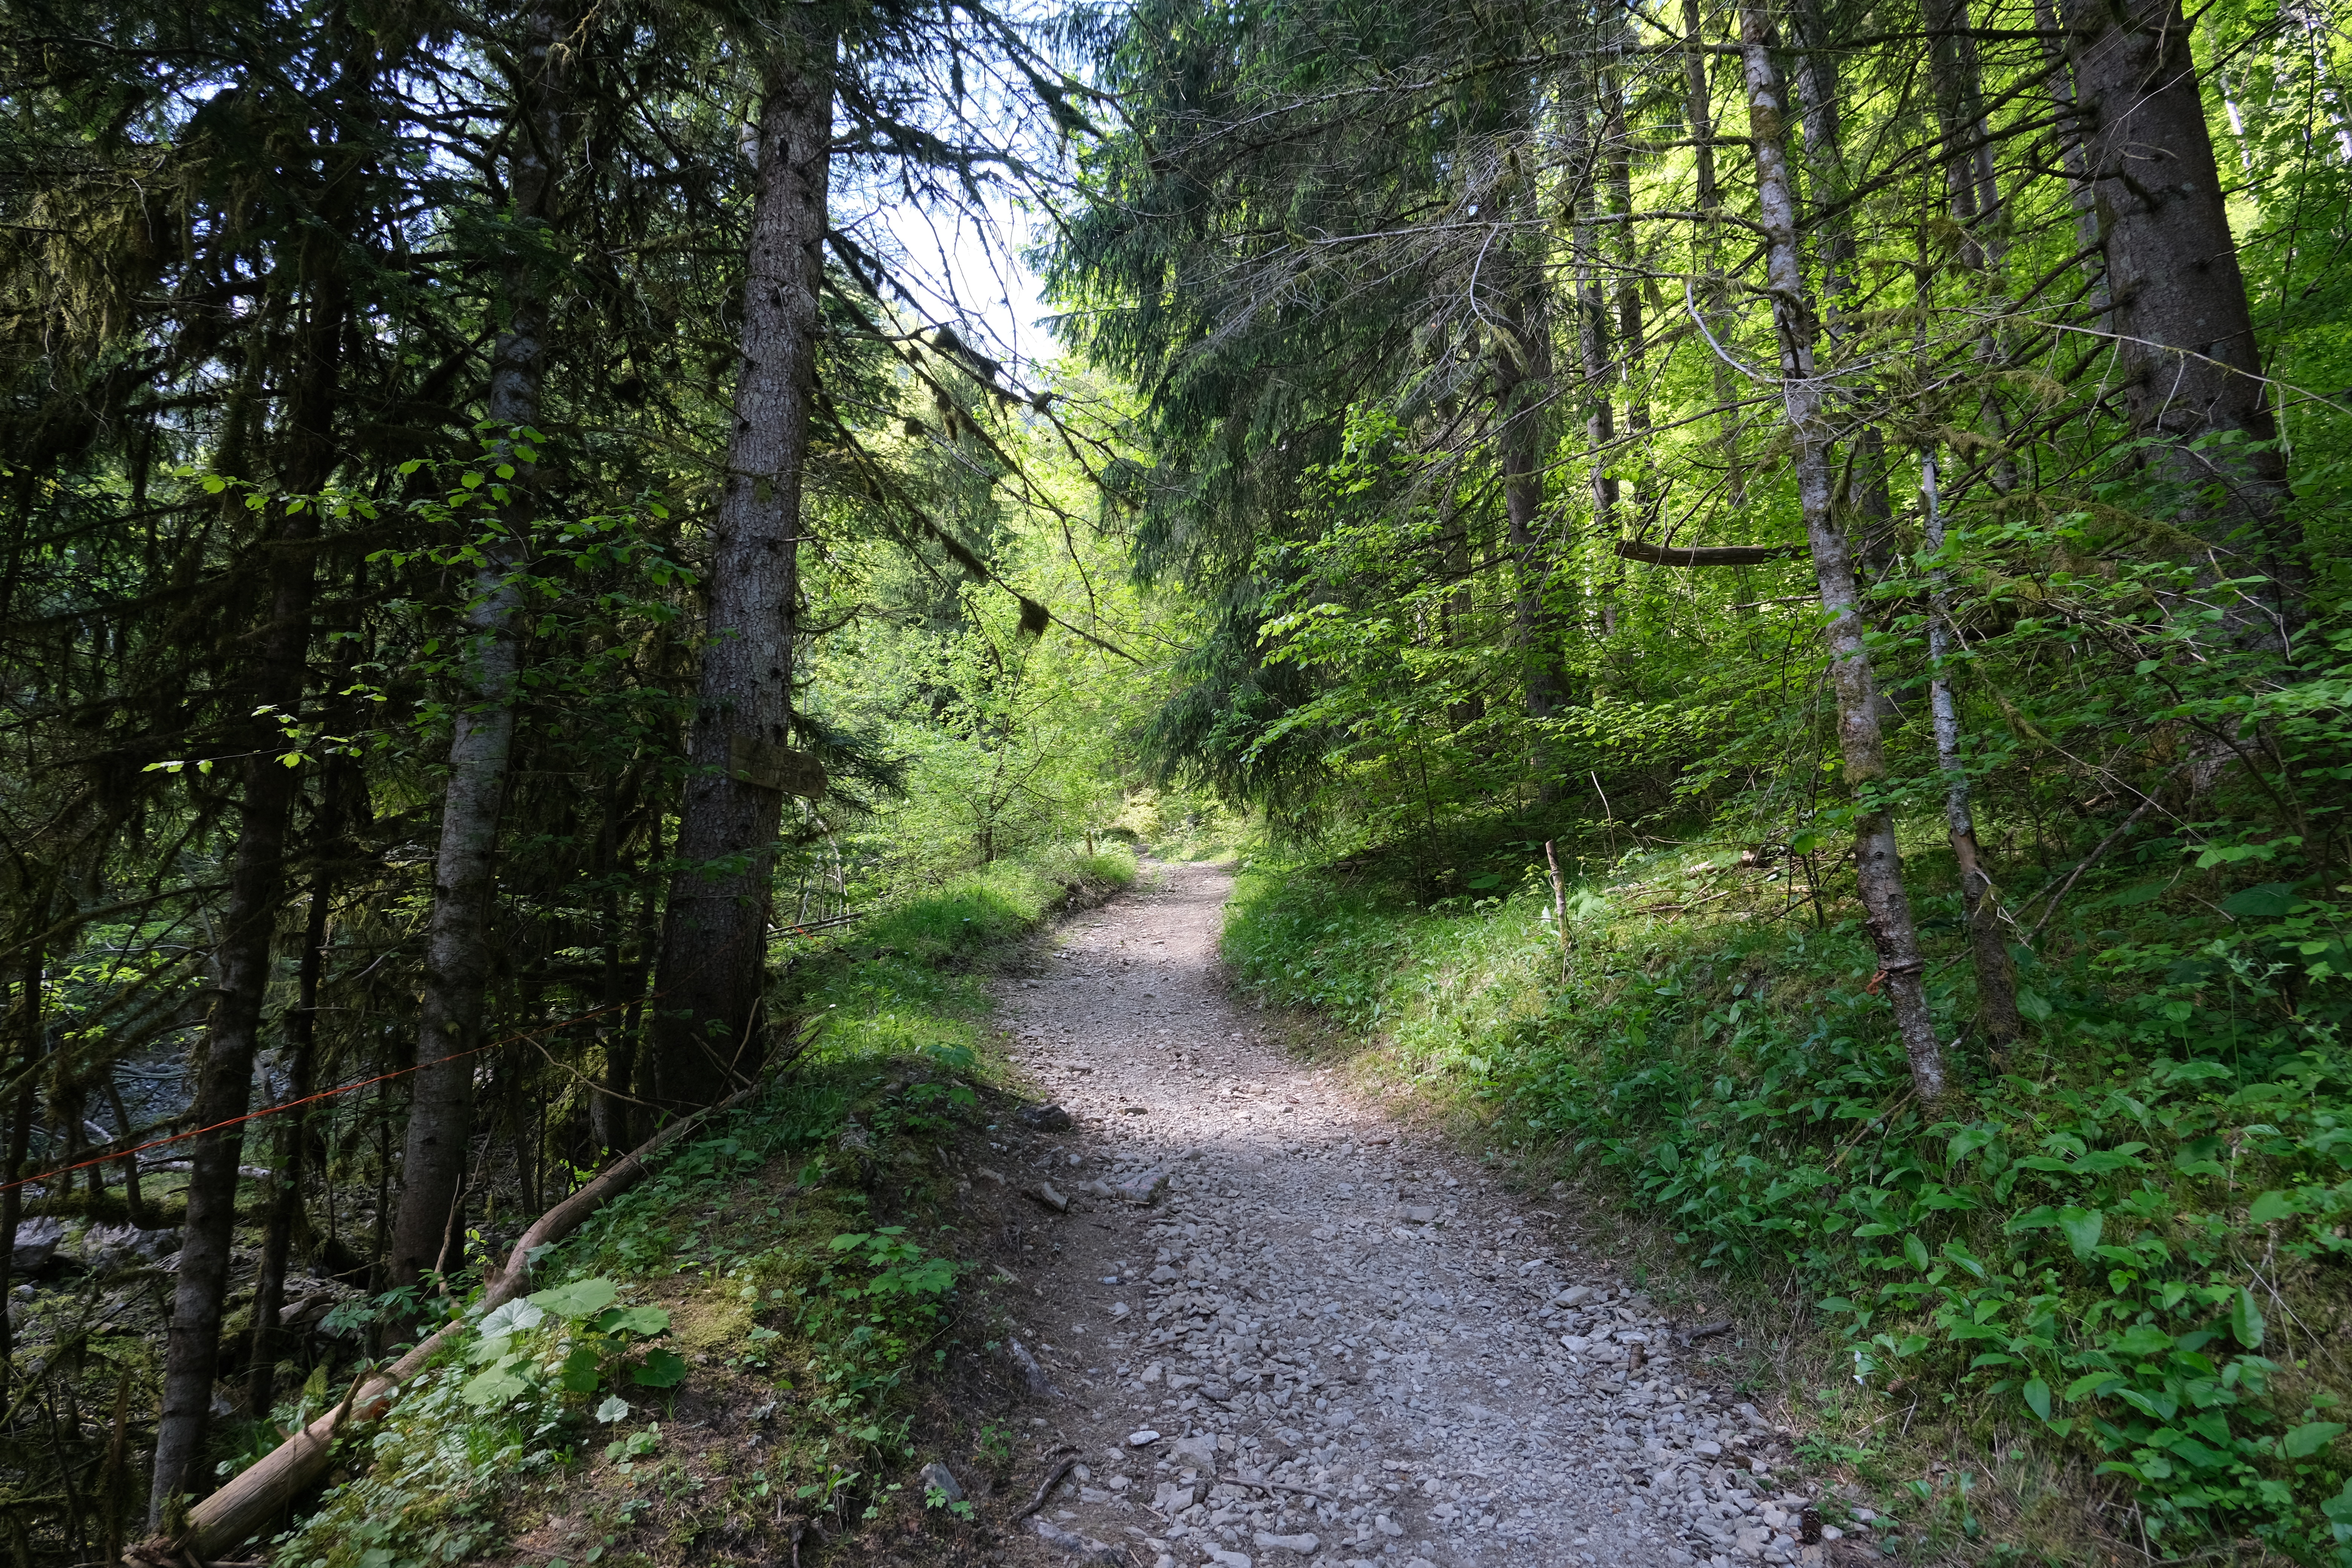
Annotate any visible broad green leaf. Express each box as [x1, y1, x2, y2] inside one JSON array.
[[530, 1278, 621, 1319], [594, 1394, 630, 1423], [632, 1349, 689, 1389], [2219, 882, 2299, 918], [1902, 1233, 1931, 1272], [596, 1305, 671, 1338], [460, 1366, 529, 1408], [2022, 1378, 2052, 1420], [2111, 1324, 2175, 1358], [2285, 1421, 2346, 1459], [2056, 1207, 2104, 1260], [558, 1345, 603, 1394], [2230, 1287, 2265, 1350], [479, 1299, 545, 1339], [2249, 1189, 2298, 1223]]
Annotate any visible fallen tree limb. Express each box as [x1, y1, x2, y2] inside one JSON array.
[[1614, 539, 1808, 567], [131, 1083, 759, 1565]]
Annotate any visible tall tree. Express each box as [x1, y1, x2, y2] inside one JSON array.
[[1739, 0, 1948, 1102], [388, 0, 574, 1297], [2061, 0, 2300, 638], [649, 11, 838, 1107]]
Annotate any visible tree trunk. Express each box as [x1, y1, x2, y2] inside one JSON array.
[[1920, 449, 2023, 1055], [387, 0, 569, 1300], [150, 262, 344, 1524], [651, 20, 835, 1109], [1682, 0, 1747, 506], [246, 856, 332, 1415], [2031, 0, 2110, 315], [1790, 0, 1903, 582], [2061, 0, 2298, 633], [0, 892, 49, 1403], [1740, 0, 1948, 1103]]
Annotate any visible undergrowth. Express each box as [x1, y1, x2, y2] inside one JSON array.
[[265, 845, 1128, 1568], [1223, 842, 2352, 1563]]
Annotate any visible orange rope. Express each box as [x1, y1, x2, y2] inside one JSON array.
[[0, 995, 646, 1199]]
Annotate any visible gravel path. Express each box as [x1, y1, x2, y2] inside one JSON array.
[[984, 861, 1834, 1568]]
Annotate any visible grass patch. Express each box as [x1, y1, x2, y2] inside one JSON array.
[[1223, 842, 2352, 1565]]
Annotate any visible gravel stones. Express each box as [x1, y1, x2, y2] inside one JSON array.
[[986, 862, 1779, 1567]]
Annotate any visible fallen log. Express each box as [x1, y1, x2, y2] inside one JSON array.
[[130, 1084, 758, 1565], [1614, 538, 1808, 567]]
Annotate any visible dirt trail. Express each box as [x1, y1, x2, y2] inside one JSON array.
[[983, 861, 1831, 1568]]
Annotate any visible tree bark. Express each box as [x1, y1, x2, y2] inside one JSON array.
[[651, 20, 835, 1109], [2032, 0, 2111, 316], [246, 856, 331, 1416], [0, 887, 49, 1403], [1682, 0, 1747, 506], [1740, 0, 1948, 1104], [387, 0, 570, 1299], [2061, 0, 2298, 633], [150, 248, 346, 1525], [1920, 449, 2023, 1055]]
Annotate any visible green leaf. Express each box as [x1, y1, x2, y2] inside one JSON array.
[[2023, 1378, 2052, 1420], [2220, 882, 2300, 918], [1902, 1233, 1931, 1271], [2230, 1287, 2265, 1350], [594, 1395, 630, 1423], [459, 1366, 529, 1408], [2111, 1324, 2175, 1358], [2056, 1207, 2104, 1260], [632, 1349, 689, 1389], [530, 1278, 621, 1319], [596, 1305, 671, 1337], [559, 1345, 603, 1393], [478, 1299, 545, 1339], [2285, 1421, 2346, 1459], [2249, 1189, 2298, 1223], [1947, 1125, 1998, 1162]]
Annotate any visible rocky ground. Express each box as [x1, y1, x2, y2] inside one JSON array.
[[977, 861, 1871, 1568]]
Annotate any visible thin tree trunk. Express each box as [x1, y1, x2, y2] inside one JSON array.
[[1682, 0, 1747, 506], [651, 19, 836, 1109], [1574, 104, 1619, 565], [150, 292, 343, 1526], [0, 892, 48, 1403], [2061, 0, 2299, 637], [1740, 0, 1948, 1103], [245, 856, 332, 1415], [1791, 0, 1902, 583], [1918, 449, 2023, 1054], [2031, 0, 2111, 316], [388, 0, 569, 1299]]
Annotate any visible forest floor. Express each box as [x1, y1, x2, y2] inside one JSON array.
[[982, 860, 1866, 1568]]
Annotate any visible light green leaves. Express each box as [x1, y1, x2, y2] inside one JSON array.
[[460, 1361, 530, 1408], [2229, 1287, 2265, 1350], [479, 1299, 545, 1338], [2022, 1377, 2053, 1421], [596, 1305, 671, 1338], [595, 1395, 631, 1424], [2056, 1207, 2104, 1261], [2284, 1421, 2346, 1459], [2249, 1189, 2298, 1223], [530, 1277, 622, 1319]]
